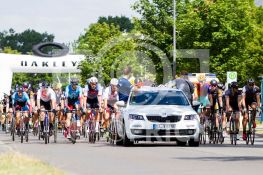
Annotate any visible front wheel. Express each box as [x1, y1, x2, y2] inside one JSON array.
[[188, 140, 200, 147], [122, 123, 133, 147]]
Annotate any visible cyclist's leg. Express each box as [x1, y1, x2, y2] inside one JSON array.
[[65, 105, 73, 138], [242, 105, 249, 140], [251, 102, 257, 128], [22, 106, 30, 130]]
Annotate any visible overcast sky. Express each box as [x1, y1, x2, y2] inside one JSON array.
[[0, 0, 262, 43], [0, 0, 138, 43]]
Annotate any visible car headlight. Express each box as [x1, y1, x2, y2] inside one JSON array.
[[129, 114, 144, 120], [184, 114, 198, 120]]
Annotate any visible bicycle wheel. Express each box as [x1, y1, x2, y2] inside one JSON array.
[[246, 131, 250, 145], [11, 118, 15, 141], [25, 129, 29, 142], [44, 132, 48, 144], [54, 117, 58, 143], [21, 131, 23, 143], [251, 128, 255, 145], [203, 126, 207, 144]]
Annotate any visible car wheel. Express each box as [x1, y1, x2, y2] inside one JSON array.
[[177, 141, 187, 146], [122, 122, 134, 147], [188, 140, 200, 147]]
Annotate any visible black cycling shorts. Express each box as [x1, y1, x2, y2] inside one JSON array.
[[40, 100, 51, 110]]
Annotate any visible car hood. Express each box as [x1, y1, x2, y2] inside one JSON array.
[[126, 105, 196, 116]]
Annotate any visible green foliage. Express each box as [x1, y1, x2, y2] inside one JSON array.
[[98, 16, 134, 32], [76, 22, 142, 85], [0, 29, 55, 88], [133, 0, 263, 85], [0, 28, 54, 54]]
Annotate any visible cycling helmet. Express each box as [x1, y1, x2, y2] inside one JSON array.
[[110, 78, 119, 86], [230, 81, 238, 89], [22, 82, 29, 88], [17, 86, 23, 92], [210, 79, 218, 86], [70, 78, 79, 85], [41, 81, 50, 88], [247, 78, 255, 86], [89, 77, 98, 84], [217, 82, 225, 91]]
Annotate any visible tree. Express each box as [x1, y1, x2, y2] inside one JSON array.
[[0, 29, 55, 88], [132, 0, 263, 85], [0, 29, 54, 54], [76, 23, 146, 85], [98, 16, 134, 32]]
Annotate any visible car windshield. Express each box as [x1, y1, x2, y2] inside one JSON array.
[[129, 90, 190, 106]]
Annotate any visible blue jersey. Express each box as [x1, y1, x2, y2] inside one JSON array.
[[65, 85, 82, 100], [12, 92, 30, 107], [118, 77, 132, 103]]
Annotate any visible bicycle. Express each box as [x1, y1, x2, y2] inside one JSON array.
[[85, 108, 97, 144], [67, 109, 81, 144], [207, 109, 218, 144], [216, 110, 224, 144], [17, 111, 30, 143], [246, 109, 258, 145], [229, 111, 238, 145], [198, 105, 207, 144], [10, 112, 16, 141], [108, 108, 120, 145], [39, 110, 53, 144]]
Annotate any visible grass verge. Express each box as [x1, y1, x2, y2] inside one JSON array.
[[0, 152, 65, 175]]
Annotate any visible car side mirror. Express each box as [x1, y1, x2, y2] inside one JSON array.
[[116, 101, 126, 107]]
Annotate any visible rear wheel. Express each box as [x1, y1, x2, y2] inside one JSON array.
[[246, 131, 250, 145], [25, 130, 29, 142], [44, 132, 48, 144], [251, 129, 255, 145]]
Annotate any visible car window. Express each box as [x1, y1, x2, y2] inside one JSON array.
[[130, 90, 189, 106]]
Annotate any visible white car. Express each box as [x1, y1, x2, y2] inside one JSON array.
[[116, 86, 200, 147]]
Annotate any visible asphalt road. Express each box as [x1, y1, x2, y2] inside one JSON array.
[[0, 130, 263, 175]]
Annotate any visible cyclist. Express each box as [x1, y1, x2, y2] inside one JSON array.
[[12, 86, 32, 135], [37, 81, 56, 136], [64, 78, 83, 139], [0, 94, 10, 131], [103, 78, 119, 130], [83, 77, 103, 133], [225, 81, 242, 139], [208, 79, 224, 137], [242, 78, 261, 140], [53, 83, 64, 129]]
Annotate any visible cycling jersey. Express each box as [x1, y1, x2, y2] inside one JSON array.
[[83, 84, 102, 108], [37, 88, 56, 102], [196, 82, 210, 107], [118, 77, 132, 103], [65, 85, 82, 108], [208, 86, 222, 110], [12, 92, 31, 111], [242, 85, 260, 105], [84, 84, 102, 99], [103, 86, 119, 108], [225, 89, 241, 111]]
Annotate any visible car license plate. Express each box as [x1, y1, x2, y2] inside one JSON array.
[[153, 124, 176, 129]]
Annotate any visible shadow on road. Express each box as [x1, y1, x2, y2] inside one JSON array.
[[175, 156, 263, 162]]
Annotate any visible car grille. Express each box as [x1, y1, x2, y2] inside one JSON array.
[[146, 115, 181, 123]]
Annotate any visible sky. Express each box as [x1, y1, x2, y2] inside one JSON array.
[[0, 0, 262, 43], [0, 0, 139, 43]]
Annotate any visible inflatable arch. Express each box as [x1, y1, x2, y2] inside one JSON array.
[[0, 53, 85, 97]]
